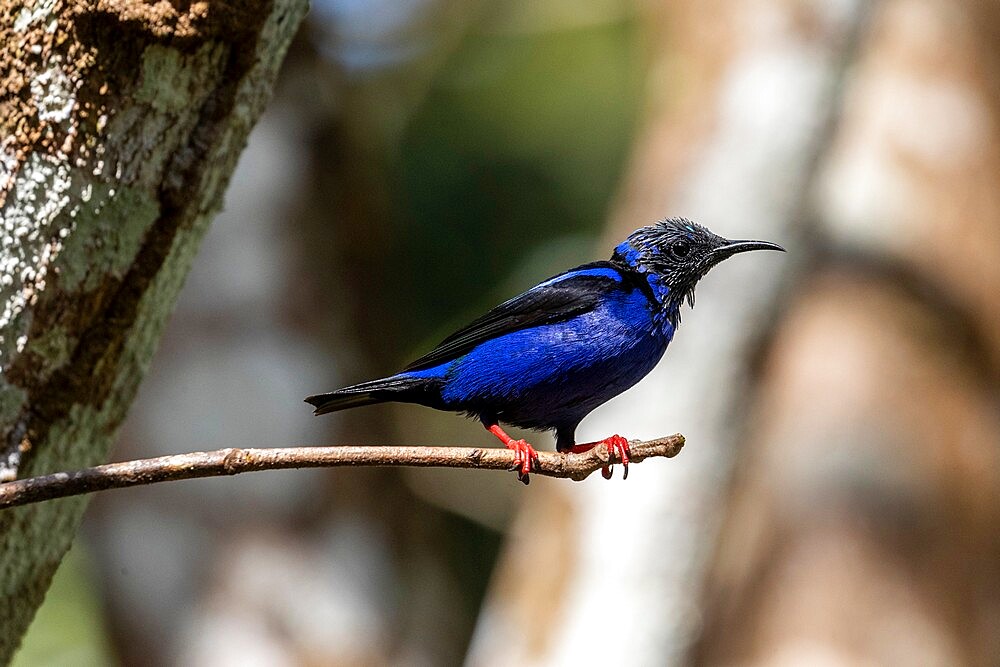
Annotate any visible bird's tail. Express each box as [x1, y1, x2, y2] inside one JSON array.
[[305, 374, 436, 416]]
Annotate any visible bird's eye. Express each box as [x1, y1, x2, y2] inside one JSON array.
[[671, 240, 691, 258]]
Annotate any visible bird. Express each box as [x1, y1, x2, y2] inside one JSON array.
[[306, 218, 784, 483]]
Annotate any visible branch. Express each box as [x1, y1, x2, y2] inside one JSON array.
[[0, 435, 684, 509]]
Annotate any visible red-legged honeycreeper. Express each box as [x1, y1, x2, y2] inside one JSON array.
[[306, 218, 784, 483]]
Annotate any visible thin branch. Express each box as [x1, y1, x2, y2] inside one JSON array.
[[0, 435, 684, 509]]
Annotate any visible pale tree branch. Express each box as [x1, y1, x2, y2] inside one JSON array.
[[0, 435, 685, 509]]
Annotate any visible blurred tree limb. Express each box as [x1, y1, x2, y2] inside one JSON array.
[[468, 3, 872, 665], [0, 0, 307, 659], [0, 436, 685, 509]]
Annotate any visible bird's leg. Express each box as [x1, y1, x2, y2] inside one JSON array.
[[568, 435, 631, 480], [484, 423, 538, 484]]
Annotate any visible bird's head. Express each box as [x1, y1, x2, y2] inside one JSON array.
[[613, 217, 785, 313]]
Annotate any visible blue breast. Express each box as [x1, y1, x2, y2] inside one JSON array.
[[410, 278, 675, 430]]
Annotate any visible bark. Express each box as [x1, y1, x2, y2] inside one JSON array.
[[0, 0, 307, 660]]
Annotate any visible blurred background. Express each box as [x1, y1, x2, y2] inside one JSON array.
[[14, 0, 1000, 664]]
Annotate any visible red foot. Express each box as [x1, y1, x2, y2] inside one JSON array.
[[486, 424, 539, 484], [570, 434, 631, 480]]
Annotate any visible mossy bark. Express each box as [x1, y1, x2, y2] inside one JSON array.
[[0, 0, 308, 660]]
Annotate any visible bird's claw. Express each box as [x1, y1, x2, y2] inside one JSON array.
[[603, 434, 630, 480], [571, 434, 631, 480], [505, 438, 538, 484]]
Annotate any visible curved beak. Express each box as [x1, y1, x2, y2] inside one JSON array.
[[710, 239, 785, 262]]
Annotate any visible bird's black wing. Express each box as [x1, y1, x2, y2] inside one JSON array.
[[404, 261, 636, 372]]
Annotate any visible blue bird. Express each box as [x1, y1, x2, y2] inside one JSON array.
[[306, 218, 783, 482]]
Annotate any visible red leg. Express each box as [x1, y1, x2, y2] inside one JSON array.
[[485, 423, 539, 484], [569, 434, 631, 480]]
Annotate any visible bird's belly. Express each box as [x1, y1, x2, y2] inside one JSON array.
[[440, 303, 670, 429]]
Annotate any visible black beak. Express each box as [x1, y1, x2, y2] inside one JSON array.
[[710, 239, 785, 262]]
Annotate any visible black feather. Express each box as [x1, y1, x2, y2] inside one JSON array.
[[404, 262, 630, 372], [304, 375, 440, 416]]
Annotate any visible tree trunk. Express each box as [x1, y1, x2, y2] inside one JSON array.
[[694, 1, 1000, 663], [467, 2, 868, 664], [0, 0, 307, 660]]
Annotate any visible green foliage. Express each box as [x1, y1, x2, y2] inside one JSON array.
[[12, 545, 115, 667], [392, 17, 643, 344]]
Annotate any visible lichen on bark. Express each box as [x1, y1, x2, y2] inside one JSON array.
[[0, 0, 308, 660]]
